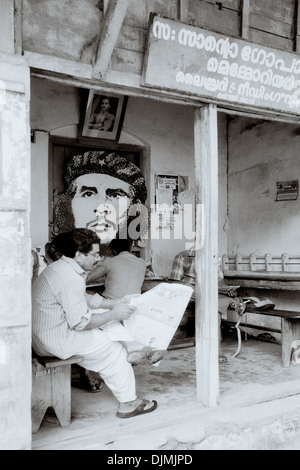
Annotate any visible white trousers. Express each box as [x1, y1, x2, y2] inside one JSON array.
[[76, 329, 137, 403]]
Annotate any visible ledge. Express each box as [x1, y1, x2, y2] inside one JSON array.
[[224, 271, 300, 291], [224, 270, 300, 281]]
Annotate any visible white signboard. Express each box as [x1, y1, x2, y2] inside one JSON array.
[[142, 14, 300, 116]]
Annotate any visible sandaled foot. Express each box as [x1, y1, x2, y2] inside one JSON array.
[[116, 398, 158, 419], [80, 369, 104, 393], [127, 348, 165, 366], [218, 354, 228, 363], [86, 379, 104, 393]]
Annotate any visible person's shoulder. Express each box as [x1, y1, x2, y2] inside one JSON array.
[[49, 257, 80, 277], [105, 256, 123, 270], [50, 257, 69, 268], [109, 252, 128, 263], [33, 260, 66, 288], [174, 250, 190, 259], [125, 252, 145, 261], [131, 254, 147, 268], [116, 251, 146, 265]]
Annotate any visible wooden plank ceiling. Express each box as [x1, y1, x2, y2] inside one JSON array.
[[22, 0, 300, 78]]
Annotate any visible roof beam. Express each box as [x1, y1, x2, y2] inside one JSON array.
[[92, 0, 130, 79], [241, 0, 250, 39]]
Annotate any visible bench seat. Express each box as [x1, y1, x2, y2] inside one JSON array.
[[223, 308, 300, 367], [32, 353, 83, 433]]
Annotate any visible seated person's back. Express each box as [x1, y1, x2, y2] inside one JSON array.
[[89, 238, 147, 299]]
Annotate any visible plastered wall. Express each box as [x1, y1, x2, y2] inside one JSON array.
[[30, 77, 229, 277], [226, 116, 300, 331], [227, 117, 300, 256]]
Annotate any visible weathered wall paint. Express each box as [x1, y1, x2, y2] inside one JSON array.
[[22, 0, 103, 63], [30, 78, 228, 277], [0, 53, 31, 450], [30, 78, 81, 135], [0, 327, 31, 449], [226, 116, 300, 331], [30, 131, 50, 249], [125, 97, 228, 277], [22, 0, 299, 81], [228, 117, 300, 255], [0, 0, 14, 54]]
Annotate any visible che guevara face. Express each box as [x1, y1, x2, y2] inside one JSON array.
[[71, 173, 135, 243]]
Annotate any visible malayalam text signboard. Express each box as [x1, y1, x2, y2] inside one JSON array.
[[142, 14, 300, 116]]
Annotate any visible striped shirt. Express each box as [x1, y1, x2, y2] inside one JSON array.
[[32, 256, 103, 359]]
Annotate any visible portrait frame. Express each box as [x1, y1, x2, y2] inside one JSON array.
[[78, 91, 128, 142]]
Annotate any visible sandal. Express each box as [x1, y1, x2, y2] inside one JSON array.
[[127, 348, 165, 366], [116, 399, 158, 419], [218, 354, 228, 363], [84, 380, 104, 393], [79, 369, 104, 393]]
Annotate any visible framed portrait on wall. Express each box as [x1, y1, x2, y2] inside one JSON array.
[[78, 91, 128, 142]]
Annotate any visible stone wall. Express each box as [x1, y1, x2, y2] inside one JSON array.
[[0, 52, 31, 449]]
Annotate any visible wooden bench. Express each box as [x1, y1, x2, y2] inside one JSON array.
[[223, 308, 300, 368], [31, 353, 83, 433]]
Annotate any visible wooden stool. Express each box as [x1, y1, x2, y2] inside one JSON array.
[[31, 355, 83, 433]]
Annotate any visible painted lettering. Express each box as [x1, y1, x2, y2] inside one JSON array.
[[153, 20, 171, 40]]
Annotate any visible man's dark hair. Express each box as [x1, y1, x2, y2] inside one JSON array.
[[45, 232, 70, 262], [109, 237, 133, 255], [48, 229, 99, 259]]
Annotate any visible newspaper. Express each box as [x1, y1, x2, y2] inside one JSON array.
[[124, 282, 193, 350], [97, 283, 193, 349]]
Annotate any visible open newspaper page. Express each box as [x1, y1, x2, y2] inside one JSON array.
[[123, 283, 193, 350]]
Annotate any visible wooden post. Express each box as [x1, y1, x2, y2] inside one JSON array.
[[92, 0, 130, 79], [194, 104, 219, 407], [179, 0, 189, 22], [241, 0, 250, 40], [14, 0, 23, 55]]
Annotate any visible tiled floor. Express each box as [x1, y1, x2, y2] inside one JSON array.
[[31, 334, 300, 450]]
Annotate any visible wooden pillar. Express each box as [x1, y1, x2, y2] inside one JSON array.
[[179, 0, 189, 22], [92, 0, 130, 79], [14, 0, 23, 55], [241, 0, 250, 40], [194, 104, 219, 407], [296, 0, 300, 53]]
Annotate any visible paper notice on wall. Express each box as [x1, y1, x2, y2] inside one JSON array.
[[155, 187, 173, 207], [124, 283, 193, 350]]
